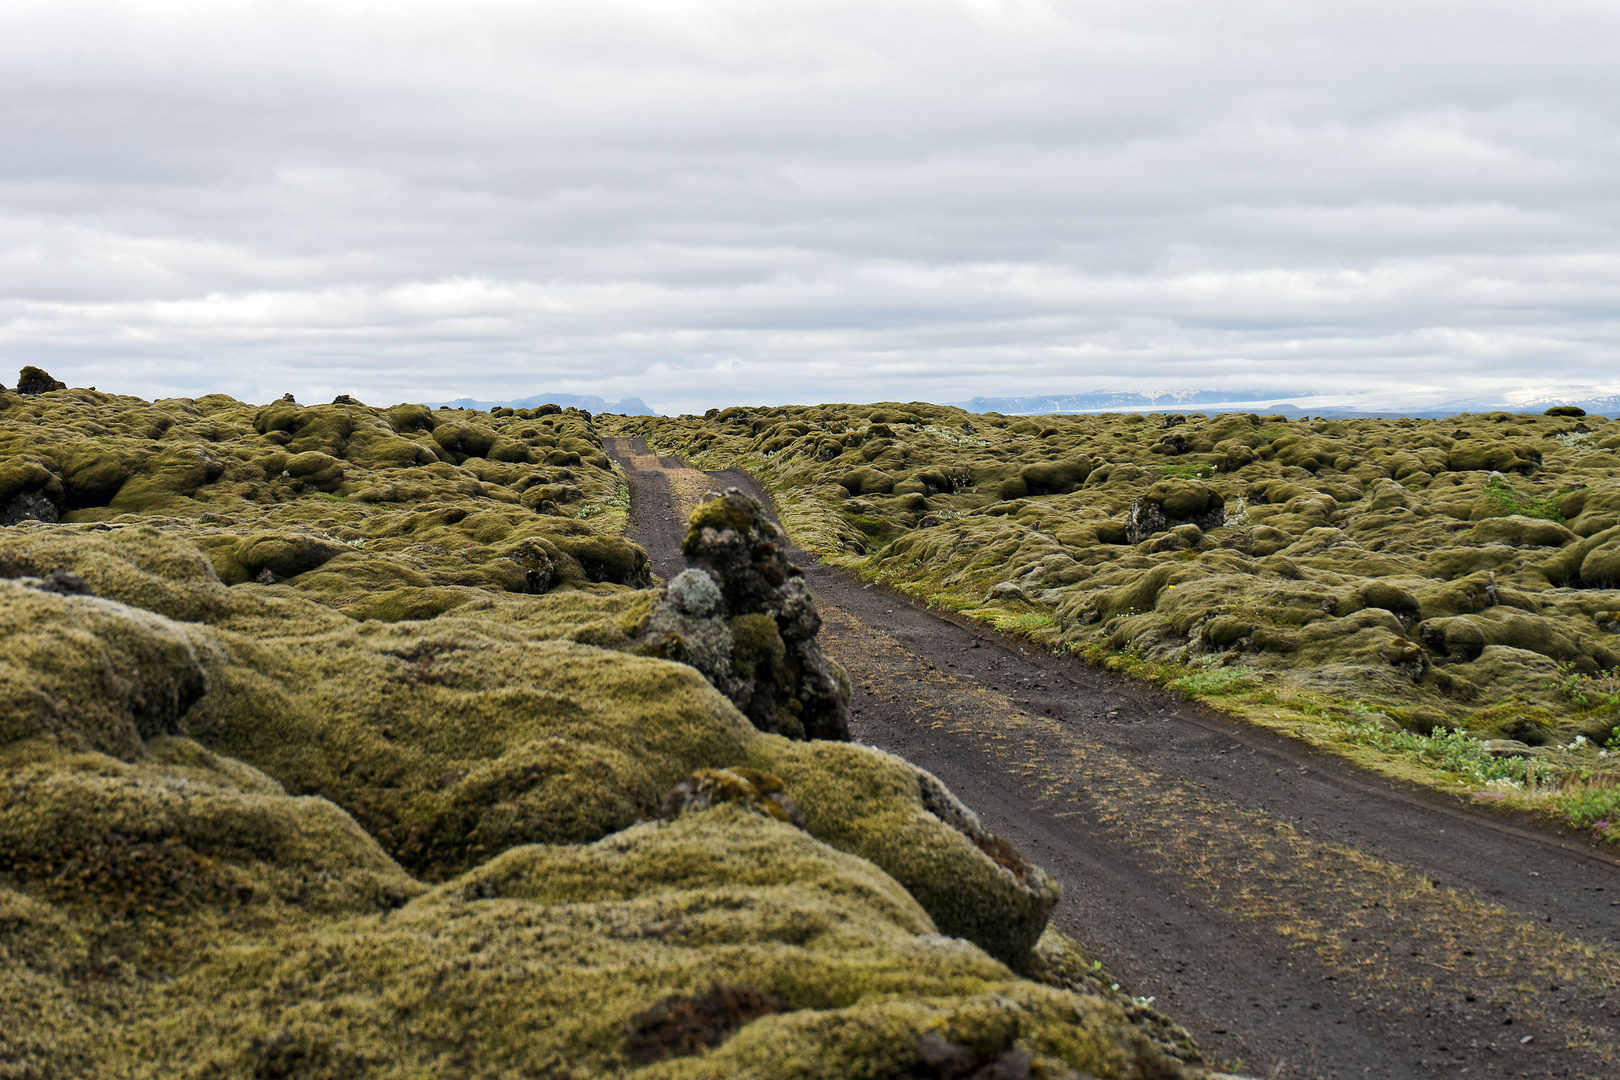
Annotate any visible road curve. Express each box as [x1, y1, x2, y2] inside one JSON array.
[[605, 436, 1620, 1080]]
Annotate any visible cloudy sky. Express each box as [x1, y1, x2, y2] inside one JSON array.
[[2, 0, 1618, 413]]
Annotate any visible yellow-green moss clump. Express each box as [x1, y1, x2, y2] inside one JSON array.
[[15, 808, 1174, 1080], [747, 736, 1061, 969], [609, 403, 1620, 818], [2, 375, 1205, 1078]]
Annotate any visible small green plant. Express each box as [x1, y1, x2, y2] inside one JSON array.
[[1554, 662, 1620, 717], [1557, 769, 1620, 840], [1556, 660, 1589, 705]]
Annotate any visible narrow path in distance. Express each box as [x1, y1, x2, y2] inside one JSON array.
[[605, 436, 1620, 1080]]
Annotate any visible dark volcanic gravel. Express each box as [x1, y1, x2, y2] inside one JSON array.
[[607, 437, 1620, 1080]]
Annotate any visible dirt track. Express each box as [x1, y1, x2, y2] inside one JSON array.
[[605, 437, 1620, 1080]]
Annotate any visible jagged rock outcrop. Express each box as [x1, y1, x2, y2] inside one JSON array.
[[16, 366, 67, 395], [636, 489, 851, 741]]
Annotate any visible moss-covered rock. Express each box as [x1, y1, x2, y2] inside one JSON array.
[[236, 532, 353, 581], [0, 741, 420, 917], [746, 737, 1061, 970], [0, 581, 208, 757], [664, 489, 851, 740]]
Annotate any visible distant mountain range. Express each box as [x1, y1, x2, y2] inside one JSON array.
[[951, 390, 1319, 414], [430, 393, 660, 415], [1498, 394, 1620, 416], [424, 387, 1617, 420], [950, 390, 1620, 419]]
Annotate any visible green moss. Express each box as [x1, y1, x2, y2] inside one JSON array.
[[991, 610, 1054, 633], [0, 581, 208, 757], [0, 742, 419, 919], [729, 611, 787, 677], [1, 799, 1182, 1079], [1474, 475, 1566, 523], [744, 737, 1060, 969]]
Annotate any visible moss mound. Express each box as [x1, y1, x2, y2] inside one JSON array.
[[745, 736, 1062, 969], [35, 807, 1170, 1080]]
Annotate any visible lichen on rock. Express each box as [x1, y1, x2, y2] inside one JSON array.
[[634, 489, 851, 741]]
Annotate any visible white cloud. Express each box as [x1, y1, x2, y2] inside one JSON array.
[[1, 0, 1619, 412]]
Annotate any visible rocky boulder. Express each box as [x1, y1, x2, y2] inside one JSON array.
[[636, 489, 851, 741], [1126, 479, 1226, 544], [15, 366, 66, 395]]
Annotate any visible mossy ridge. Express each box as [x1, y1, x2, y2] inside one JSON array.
[[0, 387, 645, 621], [604, 404, 1620, 835], [745, 735, 1061, 969], [0, 477, 1068, 967], [0, 591, 1195, 1077], [0, 739, 421, 922], [1, 801, 1191, 1080]]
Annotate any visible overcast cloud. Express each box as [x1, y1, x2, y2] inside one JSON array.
[[2, 0, 1618, 413]]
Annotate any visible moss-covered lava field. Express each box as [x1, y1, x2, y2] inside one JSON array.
[[0, 374, 1212, 1079], [607, 401, 1620, 841]]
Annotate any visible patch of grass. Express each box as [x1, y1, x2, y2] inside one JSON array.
[[579, 482, 630, 520], [1161, 462, 1215, 480], [846, 514, 894, 536], [992, 611, 1054, 633], [1084, 647, 1259, 699], [1165, 665, 1256, 697], [1479, 475, 1565, 523], [920, 425, 990, 447], [1337, 723, 1543, 787], [843, 514, 905, 552], [1555, 662, 1620, 717]]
